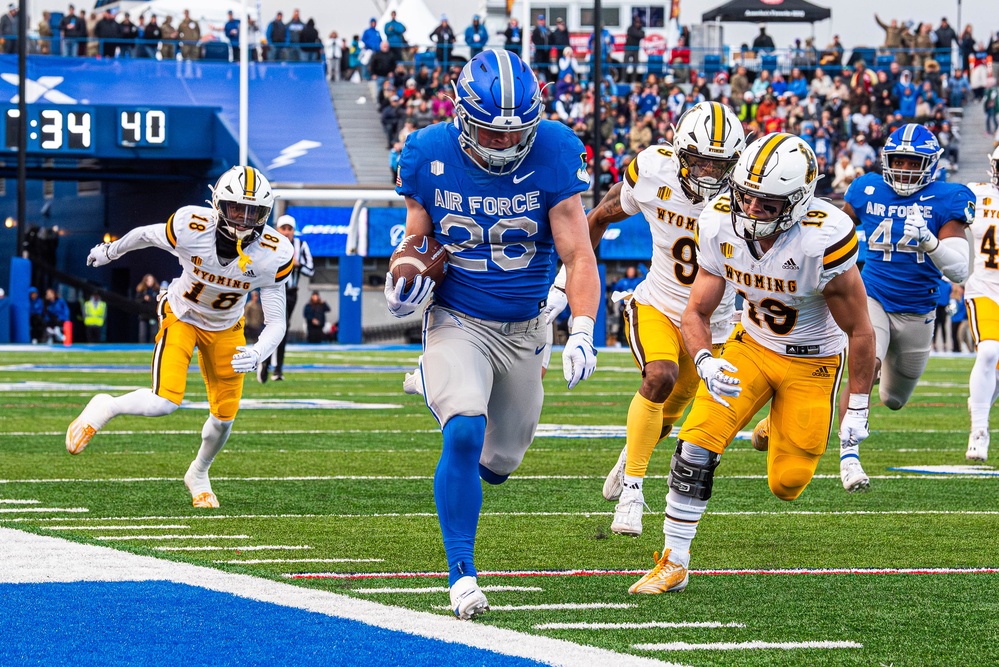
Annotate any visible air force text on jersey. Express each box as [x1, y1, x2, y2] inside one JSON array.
[[435, 189, 542, 216]]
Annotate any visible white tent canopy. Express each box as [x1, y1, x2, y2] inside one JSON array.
[[377, 0, 440, 49]]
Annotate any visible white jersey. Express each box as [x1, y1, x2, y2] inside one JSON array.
[[964, 181, 999, 301], [162, 206, 294, 331], [697, 196, 859, 357], [620, 145, 735, 343]]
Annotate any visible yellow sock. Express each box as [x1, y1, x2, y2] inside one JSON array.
[[625, 392, 666, 477]]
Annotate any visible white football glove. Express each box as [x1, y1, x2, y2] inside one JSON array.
[[694, 349, 741, 407], [543, 286, 568, 325], [839, 393, 871, 446], [384, 272, 435, 318], [231, 345, 260, 374], [563, 316, 597, 390], [903, 205, 938, 252], [87, 243, 117, 267]]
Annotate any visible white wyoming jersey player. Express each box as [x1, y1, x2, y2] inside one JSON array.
[[622, 143, 736, 342], [965, 178, 999, 308], [697, 195, 859, 357], [164, 205, 294, 329]]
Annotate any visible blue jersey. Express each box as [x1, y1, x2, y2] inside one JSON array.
[[844, 172, 974, 313], [396, 120, 589, 321]]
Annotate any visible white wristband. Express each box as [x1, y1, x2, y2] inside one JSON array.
[[694, 349, 712, 365], [848, 393, 869, 411], [569, 315, 594, 337]]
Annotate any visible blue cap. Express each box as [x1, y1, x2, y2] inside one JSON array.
[[29, 286, 38, 293], [369, 17, 376, 22], [537, 14, 545, 19], [472, 14, 479, 21]]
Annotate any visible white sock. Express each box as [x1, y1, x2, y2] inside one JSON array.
[[662, 443, 712, 568], [622, 474, 644, 494], [109, 388, 178, 418], [840, 443, 860, 459], [191, 415, 233, 475], [969, 340, 999, 431]]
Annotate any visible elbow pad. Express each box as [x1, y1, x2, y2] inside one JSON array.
[[928, 236, 970, 284]]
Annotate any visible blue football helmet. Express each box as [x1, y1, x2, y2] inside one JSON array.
[[453, 49, 544, 176], [881, 123, 942, 196]]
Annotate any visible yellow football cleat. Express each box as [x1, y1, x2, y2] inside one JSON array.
[[751, 416, 770, 452], [191, 492, 220, 508], [65, 394, 114, 455], [628, 550, 689, 594]]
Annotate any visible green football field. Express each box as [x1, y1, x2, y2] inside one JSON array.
[[1, 347, 998, 667]]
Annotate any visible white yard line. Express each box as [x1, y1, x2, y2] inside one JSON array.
[[216, 558, 385, 564], [154, 545, 312, 552], [5, 509, 999, 524], [0, 528, 685, 667], [1, 473, 995, 485], [0, 507, 89, 513], [0, 499, 40, 504], [94, 534, 251, 541], [634, 640, 863, 652], [355, 586, 544, 594], [535, 621, 746, 630], [45, 525, 189, 531], [432, 603, 635, 611]]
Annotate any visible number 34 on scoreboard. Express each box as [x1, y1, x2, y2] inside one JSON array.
[[1, 105, 169, 154]]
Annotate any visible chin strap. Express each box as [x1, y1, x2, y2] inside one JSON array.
[[236, 237, 253, 273]]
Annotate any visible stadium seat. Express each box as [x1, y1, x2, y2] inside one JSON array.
[[875, 54, 895, 72], [760, 54, 777, 74], [202, 42, 230, 61], [647, 54, 663, 76], [415, 51, 435, 71], [702, 53, 722, 78], [935, 49, 952, 74]]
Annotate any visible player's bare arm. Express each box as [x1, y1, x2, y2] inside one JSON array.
[[680, 268, 727, 360], [551, 193, 600, 320], [841, 202, 859, 226], [404, 196, 434, 236], [824, 266, 876, 397], [585, 181, 629, 248]]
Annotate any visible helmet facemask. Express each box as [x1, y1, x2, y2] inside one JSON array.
[[991, 156, 999, 188], [215, 200, 271, 244], [882, 151, 937, 196], [210, 166, 274, 247], [731, 183, 806, 241], [454, 95, 542, 176], [676, 148, 739, 203]]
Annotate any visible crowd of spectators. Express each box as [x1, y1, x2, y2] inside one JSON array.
[[340, 12, 999, 190], [0, 3, 326, 62]]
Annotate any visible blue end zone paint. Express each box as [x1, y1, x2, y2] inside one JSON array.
[[0, 581, 547, 667]]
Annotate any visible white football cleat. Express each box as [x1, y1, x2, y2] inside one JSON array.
[[610, 488, 647, 537], [402, 356, 425, 396], [184, 464, 219, 509], [840, 456, 870, 493], [967, 428, 990, 462], [66, 394, 115, 455], [602, 446, 627, 501], [449, 575, 489, 620]]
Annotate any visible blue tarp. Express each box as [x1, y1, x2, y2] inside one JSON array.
[[0, 56, 354, 185]]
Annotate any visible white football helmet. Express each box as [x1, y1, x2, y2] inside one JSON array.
[[990, 145, 999, 187], [672, 101, 746, 203], [729, 132, 818, 241], [211, 166, 275, 244]]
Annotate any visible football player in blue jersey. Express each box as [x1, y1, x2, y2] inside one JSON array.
[[841, 123, 973, 491], [385, 49, 601, 620]]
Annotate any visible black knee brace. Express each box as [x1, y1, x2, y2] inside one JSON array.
[[667, 440, 721, 501]]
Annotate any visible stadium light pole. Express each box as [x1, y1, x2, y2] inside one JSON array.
[[592, 0, 603, 203], [16, 0, 26, 257], [238, 0, 249, 166]]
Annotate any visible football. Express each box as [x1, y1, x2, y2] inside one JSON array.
[[389, 234, 448, 288]]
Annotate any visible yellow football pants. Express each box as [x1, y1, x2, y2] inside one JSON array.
[[152, 298, 246, 421], [678, 326, 845, 501]]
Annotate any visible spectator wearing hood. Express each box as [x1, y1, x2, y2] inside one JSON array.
[[894, 70, 917, 118], [464, 15, 487, 58]]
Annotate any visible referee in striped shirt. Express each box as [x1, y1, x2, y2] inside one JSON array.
[[258, 214, 314, 383]]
